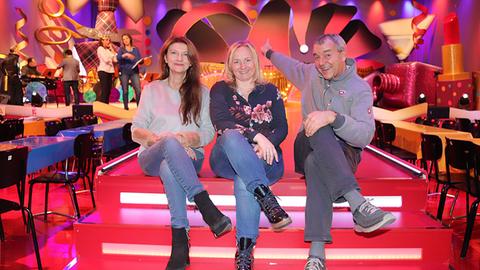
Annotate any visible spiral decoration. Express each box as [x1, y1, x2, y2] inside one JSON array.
[[411, 0, 428, 49], [14, 7, 29, 59]]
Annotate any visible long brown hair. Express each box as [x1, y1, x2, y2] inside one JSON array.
[[121, 33, 133, 48], [159, 36, 202, 126]]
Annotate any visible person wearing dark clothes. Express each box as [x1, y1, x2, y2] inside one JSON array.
[[262, 34, 396, 270], [0, 48, 23, 105], [21, 57, 41, 78], [209, 41, 291, 270], [58, 49, 80, 106], [117, 33, 142, 110]]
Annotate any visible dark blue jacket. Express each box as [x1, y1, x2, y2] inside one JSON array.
[[210, 80, 288, 149], [116, 47, 142, 75]]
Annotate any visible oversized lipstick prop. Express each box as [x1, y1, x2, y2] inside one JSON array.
[[436, 13, 473, 109]]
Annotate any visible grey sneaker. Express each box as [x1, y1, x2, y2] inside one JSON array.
[[304, 257, 326, 270], [353, 200, 396, 233]]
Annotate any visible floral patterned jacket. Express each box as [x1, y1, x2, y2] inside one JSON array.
[[210, 80, 288, 149]]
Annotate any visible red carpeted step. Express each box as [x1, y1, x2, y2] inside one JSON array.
[[72, 257, 450, 270], [95, 146, 427, 214], [96, 173, 427, 213], [73, 208, 451, 269]]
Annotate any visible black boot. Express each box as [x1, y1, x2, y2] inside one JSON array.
[[166, 227, 189, 270], [235, 237, 254, 270], [254, 184, 292, 231], [193, 190, 232, 238]]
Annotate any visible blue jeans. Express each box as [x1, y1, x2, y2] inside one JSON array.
[[138, 136, 204, 229], [209, 130, 284, 240], [120, 72, 142, 109]]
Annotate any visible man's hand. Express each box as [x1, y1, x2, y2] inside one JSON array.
[[304, 110, 337, 137], [261, 39, 272, 57], [253, 133, 278, 165]]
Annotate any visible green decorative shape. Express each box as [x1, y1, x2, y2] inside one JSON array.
[[118, 85, 135, 102], [83, 90, 97, 103]]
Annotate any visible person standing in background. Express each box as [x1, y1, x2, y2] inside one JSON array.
[[21, 57, 41, 78], [0, 47, 22, 105], [117, 33, 142, 110], [97, 36, 117, 104], [58, 49, 80, 106]]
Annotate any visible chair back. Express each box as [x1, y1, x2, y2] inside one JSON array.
[[0, 146, 28, 189], [381, 123, 396, 143], [44, 120, 64, 136], [81, 114, 98, 126], [0, 122, 8, 142], [415, 116, 425, 125], [455, 118, 472, 132], [445, 138, 475, 180], [473, 144, 480, 197], [471, 122, 480, 138], [62, 116, 82, 129], [441, 119, 456, 130], [74, 133, 95, 160], [1, 119, 24, 141], [421, 134, 443, 161], [424, 118, 439, 127], [372, 120, 382, 147], [122, 123, 134, 144]]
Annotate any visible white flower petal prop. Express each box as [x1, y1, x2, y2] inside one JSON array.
[[379, 15, 435, 61]]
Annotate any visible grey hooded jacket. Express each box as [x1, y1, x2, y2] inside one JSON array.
[[269, 51, 375, 148]]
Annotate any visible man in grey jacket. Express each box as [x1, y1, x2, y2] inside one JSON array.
[[262, 34, 395, 270], [58, 49, 80, 106]]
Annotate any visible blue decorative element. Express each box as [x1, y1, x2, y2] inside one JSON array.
[[145, 29, 150, 35], [25, 82, 47, 102]]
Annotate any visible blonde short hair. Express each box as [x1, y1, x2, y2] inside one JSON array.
[[223, 41, 264, 85]]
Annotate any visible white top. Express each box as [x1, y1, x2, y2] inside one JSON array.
[[132, 79, 215, 154], [97, 46, 116, 73]]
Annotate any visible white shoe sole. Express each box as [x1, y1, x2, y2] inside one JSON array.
[[271, 216, 293, 231], [354, 212, 396, 233]]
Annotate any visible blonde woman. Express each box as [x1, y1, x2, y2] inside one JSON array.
[[209, 41, 291, 270]]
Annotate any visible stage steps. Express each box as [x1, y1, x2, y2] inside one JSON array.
[[73, 208, 451, 269], [71, 148, 453, 269]]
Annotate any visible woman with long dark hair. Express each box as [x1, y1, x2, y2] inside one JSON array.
[[117, 33, 142, 110], [131, 36, 232, 270]]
